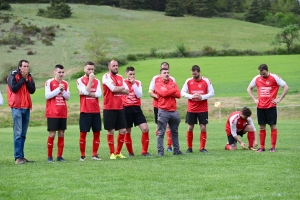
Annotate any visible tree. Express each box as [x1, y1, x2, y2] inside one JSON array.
[[273, 24, 300, 53], [0, 0, 11, 10], [165, 0, 184, 17], [245, 0, 264, 22], [193, 0, 214, 18], [37, 0, 72, 19]]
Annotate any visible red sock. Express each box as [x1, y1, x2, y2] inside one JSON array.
[[47, 136, 54, 158], [141, 132, 149, 154], [259, 130, 266, 149], [166, 131, 172, 147], [115, 133, 125, 155], [57, 137, 64, 157], [247, 131, 255, 148], [200, 132, 207, 150], [124, 133, 134, 154], [271, 129, 278, 148], [155, 129, 158, 136], [186, 131, 193, 148], [107, 134, 115, 154], [92, 131, 100, 156], [79, 132, 86, 157]]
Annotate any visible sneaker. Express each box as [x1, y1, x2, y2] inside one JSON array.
[[48, 157, 54, 163], [158, 152, 164, 157], [128, 153, 135, 157], [269, 148, 276, 152], [186, 148, 193, 153], [141, 152, 152, 156], [256, 148, 265, 153], [15, 158, 24, 164], [200, 148, 209, 153], [79, 156, 86, 161], [92, 155, 102, 160], [248, 146, 258, 151], [23, 158, 33, 163], [173, 150, 184, 155], [167, 146, 173, 152], [110, 153, 116, 160], [57, 156, 66, 162], [116, 153, 127, 159]]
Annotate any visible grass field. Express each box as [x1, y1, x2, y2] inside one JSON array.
[[0, 121, 299, 199]]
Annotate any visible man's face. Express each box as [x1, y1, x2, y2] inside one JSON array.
[[19, 62, 29, 73], [192, 70, 200, 80], [259, 70, 268, 78], [109, 61, 119, 75], [84, 65, 94, 76], [161, 69, 170, 81], [126, 70, 135, 80], [54, 68, 64, 81]]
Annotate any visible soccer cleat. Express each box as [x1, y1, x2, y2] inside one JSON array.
[[110, 154, 116, 160], [167, 146, 173, 152], [92, 155, 102, 160], [57, 156, 66, 162], [79, 156, 86, 161], [15, 158, 25, 164], [186, 148, 193, 153], [128, 153, 135, 157], [248, 146, 258, 151], [116, 153, 127, 159], [48, 157, 54, 163], [173, 150, 184, 155], [23, 158, 34, 163], [200, 148, 209, 153], [269, 148, 276, 152], [256, 148, 266, 153], [141, 152, 152, 156]]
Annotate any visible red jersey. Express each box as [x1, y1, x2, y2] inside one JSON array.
[[45, 78, 70, 118], [249, 73, 286, 109], [154, 78, 180, 111], [77, 76, 102, 113], [181, 76, 214, 113], [149, 75, 175, 108], [122, 79, 142, 107], [102, 72, 128, 110], [225, 111, 256, 137]]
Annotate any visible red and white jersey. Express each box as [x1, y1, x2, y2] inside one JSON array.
[[77, 76, 102, 113], [45, 78, 70, 118], [102, 72, 128, 110], [149, 74, 175, 108], [155, 78, 180, 111], [225, 111, 256, 137], [249, 73, 286, 109], [181, 76, 214, 113], [122, 79, 142, 107]]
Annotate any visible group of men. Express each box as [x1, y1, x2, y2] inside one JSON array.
[[6, 59, 289, 164]]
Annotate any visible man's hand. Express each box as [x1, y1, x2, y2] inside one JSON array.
[[89, 73, 95, 81], [240, 142, 246, 149], [128, 77, 135, 84], [59, 84, 64, 91]]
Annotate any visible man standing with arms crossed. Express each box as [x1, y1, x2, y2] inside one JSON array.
[[122, 66, 151, 157], [247, 64, 289, 152], [155, 67, 183, 156], [102, 60, 129, 159], [181, 65, 214, 153], [7, 59, 36, 164], [77, 61, 102, 161], [45, 64, 70, 162]]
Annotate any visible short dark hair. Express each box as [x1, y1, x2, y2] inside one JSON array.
[[258, 64, 268, 72], [126, 66, 135, 72], [241, 107, 252, 117], [160, 62, 169, 69], [191, 65, 200, 72], [18, 60, 29, 67], [85, 61, 94, 66], [160, 67, 169, 73], [55, 64, 64, 70]]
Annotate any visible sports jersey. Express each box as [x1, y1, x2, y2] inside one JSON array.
[[45, 78, 70, 118], [102, 72, 128, 110], [181, 76, 214, 112], [225, 111, 256, 137], [77, 76, 102, 113], [154, 77, 180, 111], [249, 73, 286, 109], [149, 74, 175, 108], [122, 79, 142, 107]]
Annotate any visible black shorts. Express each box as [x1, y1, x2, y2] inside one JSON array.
[[257, 107, 277, 125], [154, 107, 158, 124], [103, 109, 127, 130], [79, 112, 102, 132], [185, 112, 208, 125], [124, 106, 147, 128], [227, 125, 248, 145], [47, 118, 67, 131]]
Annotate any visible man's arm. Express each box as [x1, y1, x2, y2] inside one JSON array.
[[273, 84, 289, 104], [247, 84, 258, 104]]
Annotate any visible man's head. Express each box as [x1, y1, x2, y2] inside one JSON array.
[[160, 62, 169, 69], [191, 65, 200, 80], [160, 68, 170, 81], [54, 64, 64, 81], [240, 107, 252, 119], [18, 60, 29, 73], [84, 61, 95, 77], [108, 60, 119, 75], [126, 66, 135, 80], [258, 64, 269, 78]]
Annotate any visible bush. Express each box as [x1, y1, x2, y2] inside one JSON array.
[[126, 54, 137, 61], [37, 2, 72, 19], [70, 70, 83, 80], [42, 38, 53, 46], [0, 62, 15, 83], [176, 43, 189, 57], [0, 1, 11, 10], [202, 45, 216, 56], [27, 50, 36, 55]]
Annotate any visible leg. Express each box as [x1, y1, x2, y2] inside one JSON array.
[[139, 123, 149, 155], [124, 128, 134, 155], [186, 124, 194, 150], [12, 108, 22, 160], [79, 132, 87, 157], [21, 109, 30, 159], [168, 111, 181, 154], [270, 124, 277, 151], [92, 131, 100, 157], [157, 110, 168, 156], [199, 124, 207, 151], [47, 131, 56, 159]]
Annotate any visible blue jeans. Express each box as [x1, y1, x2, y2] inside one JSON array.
[[12, 108, 30, 159]]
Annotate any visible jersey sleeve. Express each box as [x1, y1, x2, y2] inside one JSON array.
[[77, 78, 89, 95], [0, 91, 3, 105], [62, 82, 70, 100], [45, 79, 60, 100], [94, 79, 102, 98], [247, 117, 256, 132], [201, 78, 215, 100], [181, 79, 193, 99], [149, 76, 155, 91], [132, 81, 142, 98], [229, 116, 238, 137], [102, 73, 116, 92]]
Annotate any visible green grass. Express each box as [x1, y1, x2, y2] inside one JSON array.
[[0, 121, 299, 199]]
